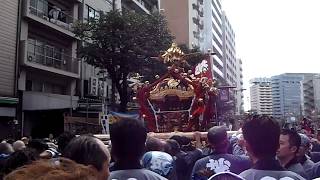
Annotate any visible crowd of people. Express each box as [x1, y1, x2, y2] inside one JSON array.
[[1, 115, 320, 179]]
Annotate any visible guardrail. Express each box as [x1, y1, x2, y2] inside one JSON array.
[[29, 0, 76, 31], [27, 42, 79, 74]]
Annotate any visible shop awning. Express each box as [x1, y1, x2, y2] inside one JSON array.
[[0, 97, 18, 105]]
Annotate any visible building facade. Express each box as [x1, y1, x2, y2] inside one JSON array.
[[221, 11, 241, 115], [271, 74, 303, 119], [17, 0, 113, 137], [203, 0, 224, 83], [222, 11, 236, 87], [161, 0, 243, 115], [122, 0, 159, 14], [0, 0, 20, 138], [235, 58, 244, 115], [0, 0, 161, 138], [250, 78, 272, 115], [302, 74, 320, 120], [160, 0, 203, 49], [161, 0, 224, 84]]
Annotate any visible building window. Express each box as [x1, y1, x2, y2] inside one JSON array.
[[26, 79, 66, 95], [27, 37, 68, 69], [30, 0, 49, 19], [85, 5, 100, 20]]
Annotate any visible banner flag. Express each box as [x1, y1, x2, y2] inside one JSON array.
[[219, 88, 230, 102], [100, 111, 139, 134]]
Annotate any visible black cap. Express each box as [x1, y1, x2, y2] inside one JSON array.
[[207, 126, 228, 145]]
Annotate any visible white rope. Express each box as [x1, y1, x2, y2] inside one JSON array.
[[146, 95, 197, 132], [147, 99, 160, 132]]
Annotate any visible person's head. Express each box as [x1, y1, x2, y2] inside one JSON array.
[[6, 139, 14, 145], [0, 143, 14, 155], [297, 133, 311, 160], [49, 134, 54, 140], [146, 137, 166, 152], [142, 151, 174, 178], [110, 118, 147, 163], [242, 115, 281, 161], [57, 131, 75, 153], [207, 126, 229, 153], [12, 141, 26, 152], [63, 135, 110, 180], [165, 139, 181, 156], [277, 129, 301, 161], [21, 137, 29, 145], [27, 139, 48, 155], [3, 148, 38, 175], [4, 158, 97, 180], [170, 135, 194, 151]]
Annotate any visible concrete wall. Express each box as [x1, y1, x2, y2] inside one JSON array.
[[187, 0, 197, 48], [23, 91, 79, 110], [0, 0, 19, 97], [161, 0, 189, 46]]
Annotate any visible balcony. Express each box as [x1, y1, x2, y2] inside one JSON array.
[[20, 40, 79, 78], [22, 0, 77, 38], [122, 0, 152, 14], [213, 54, 223, 67], [212, 64, 223, 78]]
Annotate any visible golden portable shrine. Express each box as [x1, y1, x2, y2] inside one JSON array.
[[136, 43, 220, 132]]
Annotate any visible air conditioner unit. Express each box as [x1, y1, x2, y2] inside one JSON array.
[[27, 54, 35, 62], [89, 77, 98, 96]]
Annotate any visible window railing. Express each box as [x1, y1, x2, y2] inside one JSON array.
[[27, 42, 78, 74], [29, 0, 77, 32]]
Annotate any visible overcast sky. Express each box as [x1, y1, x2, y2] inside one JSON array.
[[221, 0, 320, 110]]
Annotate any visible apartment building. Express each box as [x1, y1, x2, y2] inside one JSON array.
[[222, 11, 236, 87], [122, 0, 159, 14], [302, 74, 320, 120], [250, 78, 273, 115], [161, 0, 227, 85], [221, 11, 240, 115], [203, 0, 224, 83], [160, 0, 203, 49], [16, 0, 112, 137], [0, 0, 20, 138]]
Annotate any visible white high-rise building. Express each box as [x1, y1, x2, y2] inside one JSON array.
[[203, 0, 224, 83], [222, 11, 236, 87], [250, 78, 273, 115]]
